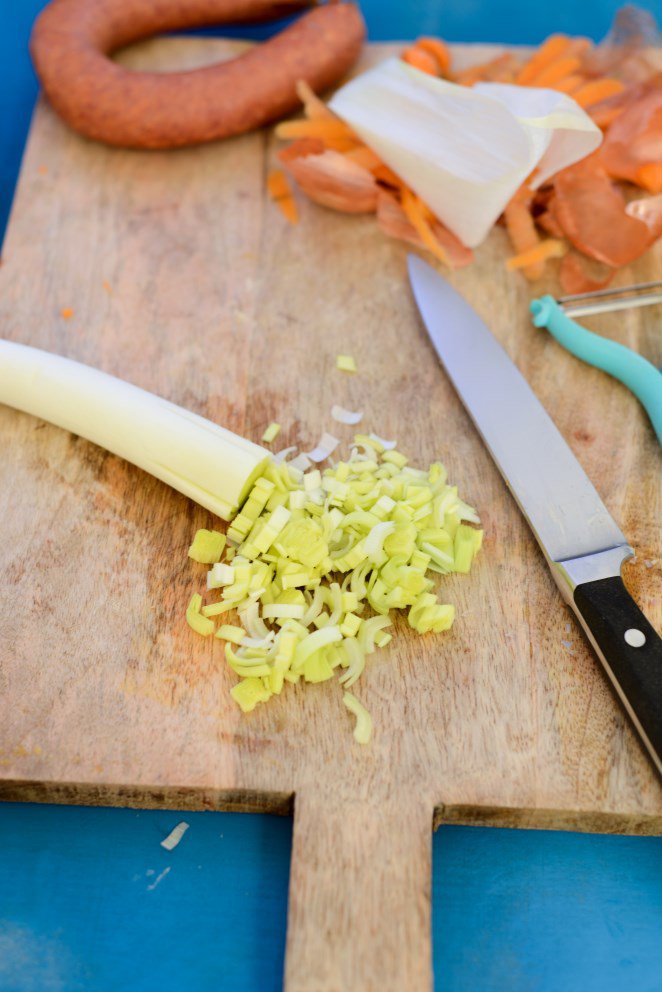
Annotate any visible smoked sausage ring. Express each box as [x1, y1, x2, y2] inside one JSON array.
[[30, 0, 365, 149]]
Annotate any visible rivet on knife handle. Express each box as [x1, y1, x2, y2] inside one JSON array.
[[572, 574, 662, 776]]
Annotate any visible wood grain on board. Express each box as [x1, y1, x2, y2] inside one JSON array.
[[0, 39, 660, 992]]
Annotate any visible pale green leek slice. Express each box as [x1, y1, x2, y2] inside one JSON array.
[[186, 593, 215, 636], [343, 691, 372, 744], [188, 530, 226, 565], [231, 677, 271, 712], [262, 422, 281, 444], [186, 431, 483, 737], [336, 355, 357, 373], [216, 625, 246, 644]]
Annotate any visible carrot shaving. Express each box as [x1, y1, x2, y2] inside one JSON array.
[[559, 252, 614, 295], [275, 196, 299, 225], [506, 239, 566, 271], [372, 163, 404, 187], [275, 119, 356, 142], [590, 106, 624, 129], [528, 57, 582, 88], [503, 188, 546, 279], [414, 37, 451, 76], [572, 78, 626, 108], [278, 137, 326, 164], [267, 169, 291, 201], [565, 37, 592, 60], [515, 35, 571, 85], [267, 169, 299, 225], [634, 164, 662, 194], [60, 307, 73, 319], [281, 149, 378, 214], [400, 188, 450, 266], [344, 146, 385, 171], [455, 54, 517, 86], [296, 80, 335, 121], [551, 75, 585, 94], [402, 46, 438, 76]]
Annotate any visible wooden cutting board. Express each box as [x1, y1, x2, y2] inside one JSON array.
[[0, 38, 660, 991]]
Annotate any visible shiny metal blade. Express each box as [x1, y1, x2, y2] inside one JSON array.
[[408, 255, 627, 564]]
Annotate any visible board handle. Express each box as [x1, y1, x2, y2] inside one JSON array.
[[284, 788, 434, 991]]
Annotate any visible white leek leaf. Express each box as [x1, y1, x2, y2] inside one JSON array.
[[338, 637, 365, 687], [290, 453, 313, 472], [292, 626, 343, 673], [329, 57, 601, 248], [369, 433, 397, 451], [160, 821, 189, 851], [364, 521, 396, 559], [331, 404, 363, 425], [306, 432, 340, 463], [273, 446, 298, 464], [303, 469, 322, 492], [262, 603, 306, 620], [207, 562, 235, 589]]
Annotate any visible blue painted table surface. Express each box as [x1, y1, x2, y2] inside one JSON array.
[[1, 3, 661, 990]]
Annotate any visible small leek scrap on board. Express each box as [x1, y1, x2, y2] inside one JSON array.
[[343, 691, 373, 744], [186, 436, 484, 742], [336, 354, 357, 373], [262, 422, 281, 444]]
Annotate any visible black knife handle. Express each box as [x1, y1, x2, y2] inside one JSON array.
[[573, 575, 662, 775]]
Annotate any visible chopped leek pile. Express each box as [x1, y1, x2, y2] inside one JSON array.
[[186, 435, 482, 743]]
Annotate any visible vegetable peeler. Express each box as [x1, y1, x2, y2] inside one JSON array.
[[530, 282, 662, 445]]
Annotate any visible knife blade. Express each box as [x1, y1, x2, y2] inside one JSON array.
[[408, 254, 662, 777]]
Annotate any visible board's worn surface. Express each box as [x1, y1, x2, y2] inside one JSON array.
[[0, 38, 660, 992]]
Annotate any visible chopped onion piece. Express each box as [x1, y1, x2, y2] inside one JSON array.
[[273, 446, 298, 464], [188, 529, 226, 565], [343, 691, 372, 744], [262, 603, 306, 620], [336, 355, 357, 373], [306, 432, 340, 463], [364, 521, 396, 559], [207, 562, 235, 589], [160, 821, 189, 851], [331, 404, 363, 425], [290, 453, 313, 471], [216, 625, 246, 644], [369, 433, 397, 450], [186, 432, 483, 739], [186, 593, 214, 636], [262, 422, 281, 444], [304, 469, 322, 492]]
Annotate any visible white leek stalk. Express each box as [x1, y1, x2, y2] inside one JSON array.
[[0, 340, 270, 520]]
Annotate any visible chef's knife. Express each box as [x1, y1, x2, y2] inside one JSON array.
[[408, 254, 662, 776]]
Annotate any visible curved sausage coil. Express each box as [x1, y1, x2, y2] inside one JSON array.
[[30, 0, 365, 149]]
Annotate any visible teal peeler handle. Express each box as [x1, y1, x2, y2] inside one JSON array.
[[530, 295, 662, 445]]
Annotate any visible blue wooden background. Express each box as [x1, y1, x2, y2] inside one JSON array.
[[1, 3, 661, 990]]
